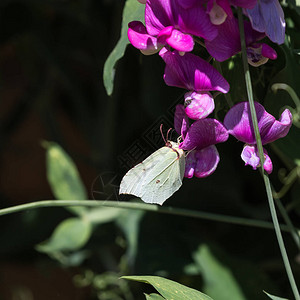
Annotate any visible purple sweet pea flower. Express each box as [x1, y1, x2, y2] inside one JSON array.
[[128, 0, 219, 54], [160, 48, 229, 119], [245, 0, 285, 45], [160, 49, 229, 93], [128, 21, 164, 55], [175, 105, 229, 178], [145, 0, 218, 41], [205, 17, 277, 66], [224, 101, 293, 173]]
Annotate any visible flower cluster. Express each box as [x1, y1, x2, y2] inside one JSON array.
[[128, 0, 291, 176]]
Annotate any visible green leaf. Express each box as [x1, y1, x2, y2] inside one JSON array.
[[193, 245, 246, 300], [116, 209, 144, 265], [264, 291, 290, 300], [44, 141, 88, 215], [103, 0, 144, 95], [36, 217, 92, 253], [121, 275, 213, 300], [144, 293, 165, 300]]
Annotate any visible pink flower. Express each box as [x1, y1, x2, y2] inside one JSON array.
[[128, 0, 218, 54], [175, 105, 228, 178], [205, 17, 277, 66], [224, 102, 292, 173], [160, 49, 230, 93], [245, 0, 285, 45]]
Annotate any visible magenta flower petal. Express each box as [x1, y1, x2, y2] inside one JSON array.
[[185, 145, 220, 178], [205, 17, 265, 62], [180, 118, 229, 150], [145, 0, 173, 36], [261, 43, 277, 60], [241, 145, 273, 174], [261, 108, 293, 144], [128, 21, 162, 55], [194, 146, 220, 178], [263, 151, 273, 174], [224, 102, 267, 144], [224, 102, 292, 145], [184, 150, 196, 178], [246, 0, 285, 44], [165, 29, 194, 52], [241, 145, 260, 169], [157, 26, 194, 52], [174, 104, 189, 138], [145, 0, 218, 41], [160, 49, 230, 93], [176, 2, 218, 40], [205, 17, 241, 61], [184, 91, 215, 120]]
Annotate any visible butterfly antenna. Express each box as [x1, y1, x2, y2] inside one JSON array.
[[166, 128, 173, 141], [160, 124, 167, 144]]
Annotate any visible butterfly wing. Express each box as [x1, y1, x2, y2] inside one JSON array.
[[119, 144, 185, 205]]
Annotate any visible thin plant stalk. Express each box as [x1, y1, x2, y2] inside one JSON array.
[[0, 199, 292, 232], [237, 8, 300, 299]]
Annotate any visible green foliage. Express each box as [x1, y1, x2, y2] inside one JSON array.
[[44, 141, 88, 215], [103, 0, 144, 95], [36, 217, 92, 253], [0, 0, 299, 299], [40, 140, 145, 270], [116, 209, 145, 266], [122, 275, 213, 300], [192, 245, 246, 300]]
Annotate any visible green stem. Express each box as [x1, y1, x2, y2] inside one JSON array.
[[273, 190, 300, 249], [237, 8, 300, 300], [0, 199, 291, 231], [272, 83, 300, 108]]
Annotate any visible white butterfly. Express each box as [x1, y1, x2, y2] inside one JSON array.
[[119, 141, 185, 205]]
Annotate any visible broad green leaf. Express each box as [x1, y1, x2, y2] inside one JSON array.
[[103, 0, 144, 95], [144, 293, 165, 300], [121, 275, 213, 300], [264, 291, 289, 300], [116, 209, 144, 265], [193, 245, 246, 300], [44, 141, 88, 215], [36, 217, 92, 253]]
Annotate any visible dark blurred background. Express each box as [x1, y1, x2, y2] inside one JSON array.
[[0, 0, 299, 299]]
